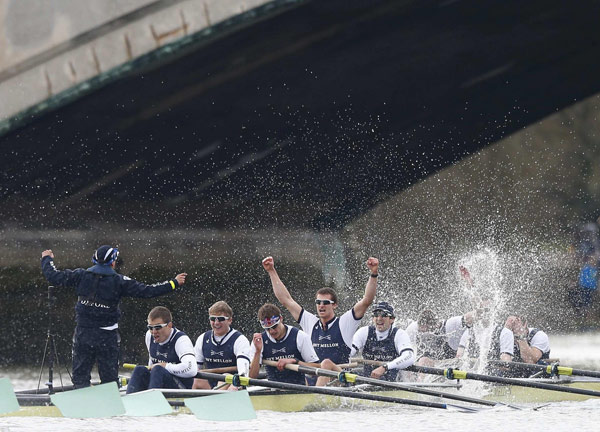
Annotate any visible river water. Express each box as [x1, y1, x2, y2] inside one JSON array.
[[2, 333, 600, 432]]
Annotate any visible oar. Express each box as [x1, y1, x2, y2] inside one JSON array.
[[407, 364, 600, 398], [194, 370, 482, 412], [123, 363, 239, 374], [262, 360, 501, 409], [488, 360, 600, 379]]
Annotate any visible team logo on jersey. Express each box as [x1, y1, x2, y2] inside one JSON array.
[[318, 335, 332, 341], [272, 347, 287, 354], [210, 350, 224, 356]]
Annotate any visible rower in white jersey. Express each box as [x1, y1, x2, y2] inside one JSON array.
[[262, 255, 379, 386], [249, 303, 320, 385], [504, 315, 551, 365], [456, 318, 515, 362], [126, 306, 197, 394], [350, 301, 415, 381], [406, 309, 477, 367], [193, 301, 251, 390]]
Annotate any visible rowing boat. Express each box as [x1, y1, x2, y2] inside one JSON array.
[[4, 377, 600, 417]]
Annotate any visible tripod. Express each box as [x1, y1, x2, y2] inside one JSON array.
[[37, 285, 71, 394]]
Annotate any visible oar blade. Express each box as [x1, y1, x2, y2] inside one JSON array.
[[123, 389, 172, 416], [50, 382, 125, 418], [0, 378, 20, 414], [184, 390, 256, 421]]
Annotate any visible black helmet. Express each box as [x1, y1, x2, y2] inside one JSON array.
[[92, 245, 119, 266]]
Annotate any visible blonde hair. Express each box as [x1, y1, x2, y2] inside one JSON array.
[[209, 300, 233, 318]]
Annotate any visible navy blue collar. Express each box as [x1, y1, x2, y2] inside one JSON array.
[[86, 264, 117, 275], [319, 316, 338, 331]]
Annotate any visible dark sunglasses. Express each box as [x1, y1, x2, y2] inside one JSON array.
[[373, 311, 392, 318], [147, 322, 169, 331], [209, 316, 229, 322], [315, 299, 335, 305]]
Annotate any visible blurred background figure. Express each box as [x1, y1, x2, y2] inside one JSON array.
[[569, 219, 600, 327]]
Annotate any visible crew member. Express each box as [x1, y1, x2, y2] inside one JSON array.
[[262, 255, 379, 385], [41, 246, 187, 388], [351, 301, 415, 381], [126, 306, 197, 393], [249, 303, 320, 385], [193, 301, 251, 390]]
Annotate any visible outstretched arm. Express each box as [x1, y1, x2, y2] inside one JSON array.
[[40, 249, 82, 287], [262, 256, 302, 321], [352, 257, 379, 319]]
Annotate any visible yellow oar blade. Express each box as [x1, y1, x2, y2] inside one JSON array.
[[50, 382, 125, 418], [123, 389, 172, 416], [0, 378, 20, 414], [184, 390, 256, 421]]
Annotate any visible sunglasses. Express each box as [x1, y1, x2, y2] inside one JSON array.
[[373, 311, 392, 318], [260, 315, 281, 329], [315, 299, 335, 305], [147, 322, 169, 331], [209, 316, 229, 322]]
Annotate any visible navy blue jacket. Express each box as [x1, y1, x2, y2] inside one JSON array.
[[41, 256, 177, 328]]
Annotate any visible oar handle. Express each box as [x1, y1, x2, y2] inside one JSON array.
[[263, 360, 357, 370], [351, 358, 384, 366], [123, 362, 239, 374], [262, 360, 300, 372], [123, 363, 146, 370]]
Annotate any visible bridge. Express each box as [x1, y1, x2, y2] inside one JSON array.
[[1, 0, 599, 236], [1, 0, 597, 364]]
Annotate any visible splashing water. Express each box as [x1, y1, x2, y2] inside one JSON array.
[[457, 248, 507, 375]]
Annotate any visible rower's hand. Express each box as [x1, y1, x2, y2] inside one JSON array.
[[175, 273, 187, 286], [42, 249, 54, 259], [262, 256, 275, 272], [276, 358, 296, 371], [366, 257, 379, 273], [370, 366, 386, 379], [252, 333, 263, 351], [150, 362, 166, 369]]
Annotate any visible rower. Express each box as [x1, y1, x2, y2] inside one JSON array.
[[261, 255, 379, 385], [126, 306, 197, 394], [192, 301, 251, 390], [350, 301, 415, 381], [456, 318, 515, 362], [249, 303, 320, 385], [505, 315, 551, 367], [406, 309, 477, 367]]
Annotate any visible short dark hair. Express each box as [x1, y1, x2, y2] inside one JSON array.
[[148, 306, 172, 323], [258, 303, 282, 321], [316, 287, 338, 304]]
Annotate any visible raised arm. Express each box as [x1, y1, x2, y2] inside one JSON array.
[[249, 333, 263, 379], [40, 249, 82, 287], [262, 256, 302, 321], [352, 257, 379, 319]]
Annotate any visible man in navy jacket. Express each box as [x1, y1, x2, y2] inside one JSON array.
[[41, 245, 187, 388]]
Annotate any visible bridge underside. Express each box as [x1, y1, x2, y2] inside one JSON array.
[[2, 0, 600, 231]]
